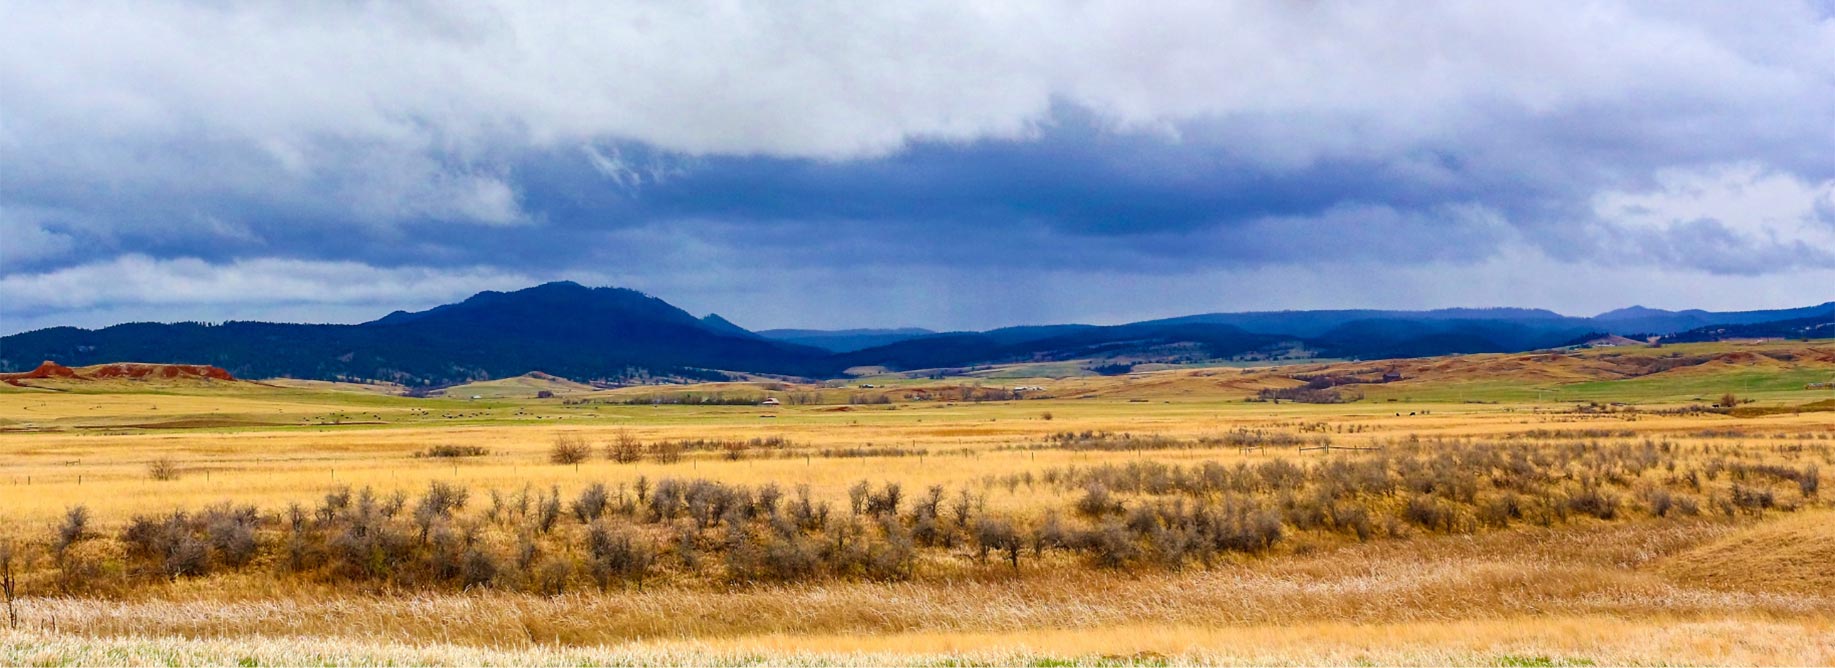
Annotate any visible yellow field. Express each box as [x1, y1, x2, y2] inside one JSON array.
[[2, 343, 1833, 665], [6, 397, 1830, 528]]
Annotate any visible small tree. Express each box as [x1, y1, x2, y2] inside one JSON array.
[[847, 481, 870, 516], [1, 540, 19, 629], [1719, 393, 1740, 409], [148, 458, 181, 481], [649, 439, 684, 464], [607, 430, 643, 464], [550, 434, 592, 465]]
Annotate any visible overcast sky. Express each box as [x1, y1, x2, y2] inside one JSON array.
[[3, 1, 1833, 334]]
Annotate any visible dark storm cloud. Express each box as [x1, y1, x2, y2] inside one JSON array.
[[2, 2, 1833, 333]]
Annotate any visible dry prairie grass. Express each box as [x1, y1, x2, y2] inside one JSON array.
[[7, 616, 1835, 666], [11, 435, 1824, 599], [1660, 510, 1835, 595], [4, 398, 1830, 533], [8, 520, 1830, 644], [4, 364, 1834, 665]]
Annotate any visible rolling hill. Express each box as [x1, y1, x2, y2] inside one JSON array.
[[1659, 313, 1835, 343], [2, 281, 1828, 385], [0, 282, 830, 386], [1596, 302, 1835, 335]]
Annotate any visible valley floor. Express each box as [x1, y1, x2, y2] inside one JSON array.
[[2, 345, 1833, 665]]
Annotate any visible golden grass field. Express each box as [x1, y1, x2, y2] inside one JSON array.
[[2, 340, 1833, 665]]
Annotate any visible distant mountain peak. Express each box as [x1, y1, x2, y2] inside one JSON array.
[[699, 313, 759, 338], [368, 309, 419, 326], [464, 280, 614, 302], [1595, 305, 1673, 319]]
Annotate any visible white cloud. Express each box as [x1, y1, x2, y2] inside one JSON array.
[[1589, 163, 1835, 273], [0, 256, 537, 332], [0, 209, 77, 266], [4, 2, 1830, 191]]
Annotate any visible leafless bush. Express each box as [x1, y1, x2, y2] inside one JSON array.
[[1075, 483, 1120, 518], [457, 545, 498, 589], [56, 506, 90, 557], [535, 486, 562, 533], [534, 556, 571, 596], [910, 507, 944, 547], [867, 517, 917, 580], [1404, 494, 1460, 532], [1043, 430, 1192, 452], [759, 533, 819, 582], [117, 504, 260, 581], [549, 434, 592, 465], [147, 458, 181, 481], [847, 480, 870, 516], [650, 439, 684, 464], [865, 482, 903, 517], [1477, 493, 1523, 528], [1329, 502, 1376, 539], [413, 482, 470, 540], [1565, 485, 1620, 520], [949, 488, 978, 529], [1032, 511, 1069, 555], [417, 444, 489, 458], [814, 446, 929, 458], [573, 483, 610, 523], [1729, 484, 1777, 513], [121, 513, 206, 578], [607, 430, 644, 464], [1, 540, 20, 630], [1081, 521, 1138, 569], [326, 504, 412, 580], [973, 517, 1022, 570], [1643, 488, 1676, 517], [722, 440, 749, 461], [1737, 463, 1822, 498], [201, 503, 260, 568]]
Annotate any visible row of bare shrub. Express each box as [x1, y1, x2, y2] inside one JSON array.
[[1033, 439, 1820, 541], [549, 433, 798, 464], [35, 473, 1303, 596], [1031, 428, 1329, 452], [24, 439, 1826, 596]]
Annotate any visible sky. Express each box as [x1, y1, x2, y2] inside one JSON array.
[[3, 1, 1834, 335]]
